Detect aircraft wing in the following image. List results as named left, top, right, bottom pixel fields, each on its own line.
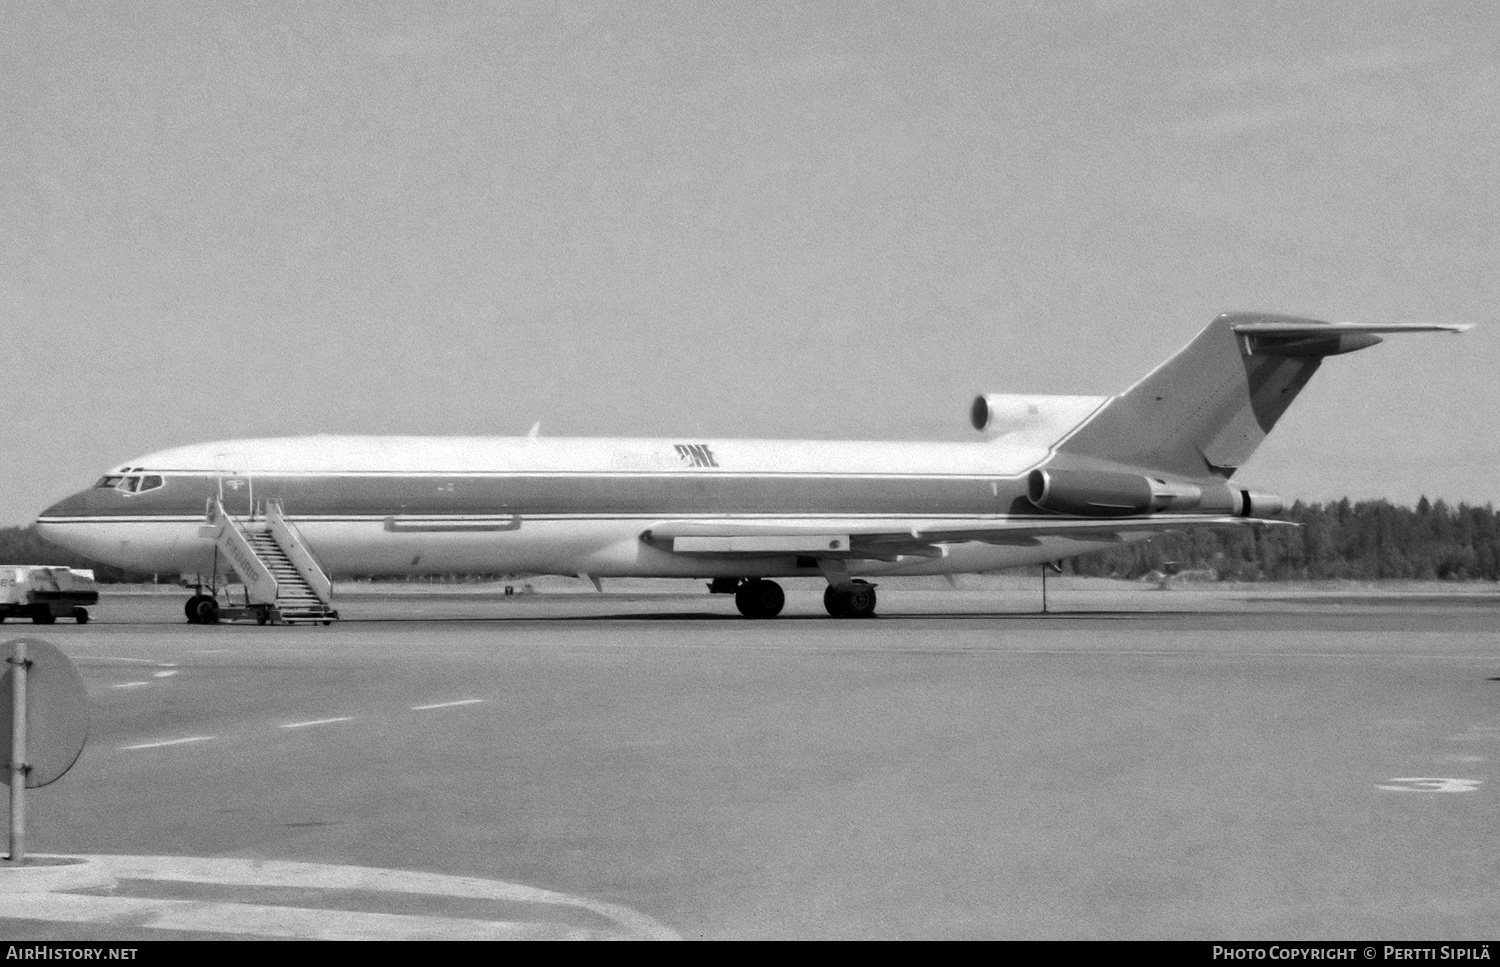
left=643, top=516, right=1293, bottom=560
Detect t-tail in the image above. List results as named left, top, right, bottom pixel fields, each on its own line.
left=975, top=312, right=1468, bottom=518
left=1053, top=312, right=1468, bottom=478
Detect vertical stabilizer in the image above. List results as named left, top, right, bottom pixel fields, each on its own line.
left=1054, top=313, right=1468, bottom=478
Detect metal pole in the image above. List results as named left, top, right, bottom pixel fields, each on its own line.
left=8, top=640, right=28, bottom=864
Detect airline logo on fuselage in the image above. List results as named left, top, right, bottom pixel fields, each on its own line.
left=674, top=444, right=719, bottom=468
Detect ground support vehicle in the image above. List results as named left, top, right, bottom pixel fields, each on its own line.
left=0, top=565, right=99, bottom=624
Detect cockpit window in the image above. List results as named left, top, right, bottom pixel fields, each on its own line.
left=109, top=474, right=165, bottom=496
left=95, top=473, right=167, bottom=493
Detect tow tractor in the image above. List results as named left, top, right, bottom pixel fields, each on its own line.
left=0, top=565, right=100, bottom=624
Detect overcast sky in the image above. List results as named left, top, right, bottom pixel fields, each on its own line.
left=2, top=1, right=1496, bottom=525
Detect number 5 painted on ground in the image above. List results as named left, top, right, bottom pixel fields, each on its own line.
left=1377, top=777, right=1482, bottom=793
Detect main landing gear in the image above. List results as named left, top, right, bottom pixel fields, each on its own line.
left=734, top=579, right=785, bottom=618
left=717, top=576, right=878, bottom=618
left=824, top=579, right=877, bottom=619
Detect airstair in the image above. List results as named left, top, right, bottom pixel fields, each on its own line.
left=197, top=497, right=339, bottom=625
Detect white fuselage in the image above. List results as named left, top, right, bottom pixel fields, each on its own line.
left=35, top=433, right=1135, bottom=582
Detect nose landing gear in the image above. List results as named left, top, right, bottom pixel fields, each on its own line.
left=184, top=594, right=220, bottom=624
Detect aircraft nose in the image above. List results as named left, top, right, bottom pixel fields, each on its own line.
left=34, top=488, right=121, bottom=564
left=37, top=488, right=94, bottom=521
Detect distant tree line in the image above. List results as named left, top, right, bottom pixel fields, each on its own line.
left=3, top=496, right=1499, bottom=583
left=0, top=525, right=154, bottom=582
left=1064, top=497, right=1500, bottom=581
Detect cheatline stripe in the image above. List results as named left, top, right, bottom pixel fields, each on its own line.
left=36, top=512, right=1065, bottom=524
left=98, top=468, right=1036, bottom=479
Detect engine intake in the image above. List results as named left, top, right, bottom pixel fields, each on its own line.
left=1027, top=469, right=1155, bottom=517
left=1027, top=469, right=1283, bottom=518
left=970, top=394, right=1109, bottom=440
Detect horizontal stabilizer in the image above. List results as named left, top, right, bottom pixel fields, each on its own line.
left=1231, top=321, right=1471, bottom=336
left=1233, top=319, right=1471, bottom=358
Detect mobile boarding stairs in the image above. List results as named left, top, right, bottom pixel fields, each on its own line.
left=193, top=497, right=339, bottom=625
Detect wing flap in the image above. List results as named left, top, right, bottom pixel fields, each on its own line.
left=673, top=534, right=852, bottom=554
left=645, top=516, right=1293, bottom=557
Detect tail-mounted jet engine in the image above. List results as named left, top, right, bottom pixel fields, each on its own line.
left=1027, top=468, right=1283, bottom=518
left=970, top=394, right=1110, bottom=447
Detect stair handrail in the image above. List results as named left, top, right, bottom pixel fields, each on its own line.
left=200, top=496, right=280, bottom=605
left=265, top=499, right=334, bottom=606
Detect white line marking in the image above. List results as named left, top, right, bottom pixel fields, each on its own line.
left=280, top=716, right=354, bottom=729
left=0, top=894, right=593, bottom=941
left=23, top=854, right=680, bottom=941
left=1377, top=777, right=1482, bottom=793
left=111, top=681, right=150, bottom=689
left=411, top=699, right=485, bottom=711
left=153, top=670, right=178, bottom=678
left=1444, top=732, right=1500, bottom=742
left=90, top=656, right=179, bottom=666
left=121, top=737, right=215, bottom=750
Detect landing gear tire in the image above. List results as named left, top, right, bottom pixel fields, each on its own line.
left=735, top=579, right=785, bottom=618
left=192, top=597, right=220, bottom=625
left=185, top=594, right=209, bottom=623
left=824, top=579, right=877, bottom=618
left=74, top=607, right=90, bottom=624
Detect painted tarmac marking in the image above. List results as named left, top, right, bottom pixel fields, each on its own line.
left=1444, top=727, right=1500, bottom=742
left=153, top=670, right=179, bottom=678
left=1377, top=777, right=1482, bottom=793
left=10, top=855, right=678, bottom=941
left=111, top=682, right=150, bottom=689
left=90, top=656, right=180, bottom=666
left=412, top=699, right=485, bottom=711
left=121, top=737, right=216, bottom=750
left=281, top=716, right=354, bottom=729
left=2, top=893, right=598, bottom=941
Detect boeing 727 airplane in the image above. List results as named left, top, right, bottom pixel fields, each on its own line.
left=34, top=313, right=1466, bottom=623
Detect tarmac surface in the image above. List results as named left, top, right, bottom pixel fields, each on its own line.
left=2, top=576, right=1498, bottom=940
